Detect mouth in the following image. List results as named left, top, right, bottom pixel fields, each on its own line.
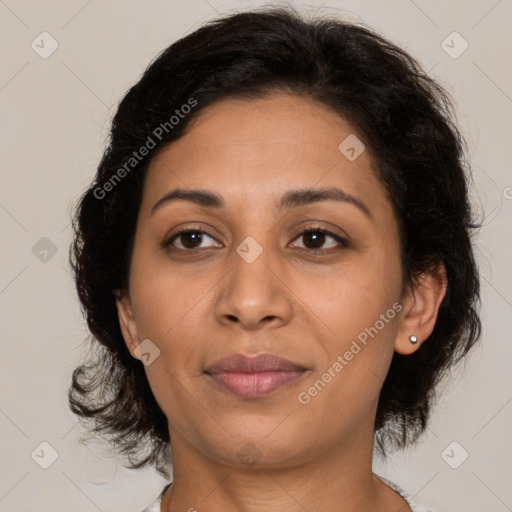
left=204, top=353, right=308, bottom=399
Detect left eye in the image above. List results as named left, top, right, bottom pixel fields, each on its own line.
left=290, top=228, right=348, bottom=251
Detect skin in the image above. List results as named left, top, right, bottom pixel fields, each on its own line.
left=116, top=92, right=447, bottom=512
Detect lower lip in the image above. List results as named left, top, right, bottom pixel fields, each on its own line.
left=206, top=370, right=305, bottom=398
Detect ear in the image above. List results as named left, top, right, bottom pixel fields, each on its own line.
left=395, top=262, right=447, bottom=355
left=115, top=290, right=141, bottom=360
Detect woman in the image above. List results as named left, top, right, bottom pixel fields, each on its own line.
left=69, top=7, right=481, bottom=511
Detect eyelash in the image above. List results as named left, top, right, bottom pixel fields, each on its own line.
left=162, top=225, right=351, bottom=254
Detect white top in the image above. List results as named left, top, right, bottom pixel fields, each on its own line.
left=375, top=475, right=437, bottom=512
left=140, top=475, right=437, bottom=511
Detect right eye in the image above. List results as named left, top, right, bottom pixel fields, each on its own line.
left=162, top=228, right=222, bottom=251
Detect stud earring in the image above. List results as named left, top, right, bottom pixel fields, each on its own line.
left=409, top=335, right=418, bottom=344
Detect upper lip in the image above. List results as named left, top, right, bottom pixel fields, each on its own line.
left=204, top=353, right=307, bottom=374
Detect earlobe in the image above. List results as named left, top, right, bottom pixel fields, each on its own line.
left=394, top=263, right=447, bottom=355
left=115, top=290, right=140, bottom=359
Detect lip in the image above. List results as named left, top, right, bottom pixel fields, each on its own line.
left=205, top=353, right=306, bottom=373
left=204, top=353, right=308, bottom=399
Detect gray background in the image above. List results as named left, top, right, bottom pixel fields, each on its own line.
left=1, top=0, right=511, bottom=511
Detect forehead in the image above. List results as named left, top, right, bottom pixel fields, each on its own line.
left=143, top=93, right=389, bottom=218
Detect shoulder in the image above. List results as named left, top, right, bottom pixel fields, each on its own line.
left=140, top=483, right=172, bottom=512
left=375, top=474, right=438, bottom=512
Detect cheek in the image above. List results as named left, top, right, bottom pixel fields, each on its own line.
left=129, top=250, right=209, bottom=341
left=300, top=251, right=401, bottom=333
left=302, top=252, right=402, bottom=387
left=297, top=273, right=401, bottom=424
left=128, top=261, right=212, bottom=412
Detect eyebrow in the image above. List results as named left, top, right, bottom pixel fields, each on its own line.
left=150, top=187, right=372, bottom=220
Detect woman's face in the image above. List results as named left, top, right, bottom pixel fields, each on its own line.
left=117, top=92, right=411, bottom=468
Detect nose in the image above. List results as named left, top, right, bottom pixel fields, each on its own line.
left=214, top=241, right=294, bottom=331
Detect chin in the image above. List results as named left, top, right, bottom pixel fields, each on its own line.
left=206, top=426, right=311, bottom=468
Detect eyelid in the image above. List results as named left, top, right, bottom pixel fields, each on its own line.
left=289, top=223, right=349, bottom=243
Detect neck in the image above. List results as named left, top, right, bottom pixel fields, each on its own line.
left=161, top=424, right=409, bottom=512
